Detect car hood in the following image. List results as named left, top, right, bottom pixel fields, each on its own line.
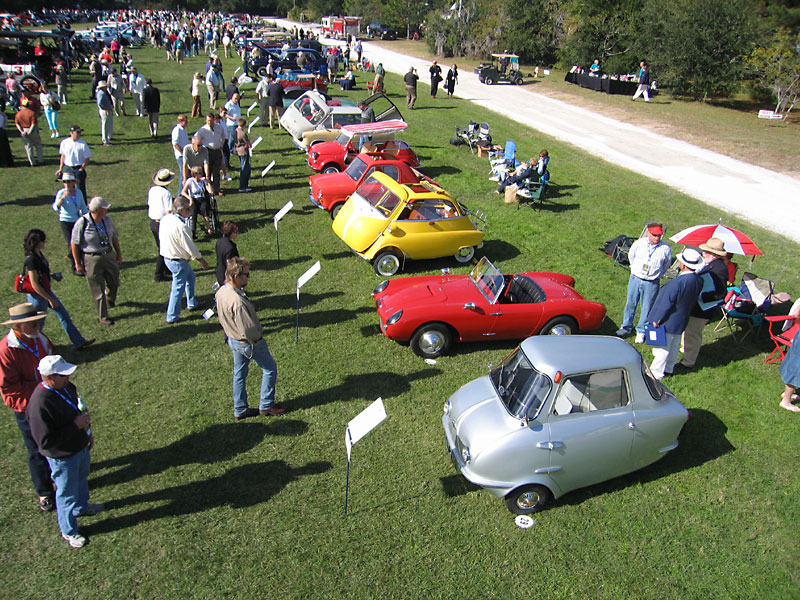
left=378, top=276, right=475, bottom=312
left=309, top=139, right=344, bottom=157
left=332, top=192, right=389, bottom=253
left=309, top=171, right=353, bottom=197
left=447, top=375, right=516, bottom=458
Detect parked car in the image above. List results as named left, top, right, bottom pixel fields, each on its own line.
left=332, top=171, right=486, bottom=276
left=366, top=22, right=397, bottom=40
left=442, top=335, right=689, bottom=514
left=372, top=257, right=606, bottom=358
left=306, top=119, right=416, bottom=174
left=309, top=152, right=434, bottom=219
left=280, top=91, right=402, bottom=151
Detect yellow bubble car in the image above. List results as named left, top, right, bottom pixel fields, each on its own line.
left=332, top=172, right=486, bottom=276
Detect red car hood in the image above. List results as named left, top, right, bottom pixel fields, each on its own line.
left=309, top=171, right=355, bottom=201
left=376, top=275, right=476, bottom=314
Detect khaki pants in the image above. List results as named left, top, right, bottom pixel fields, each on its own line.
left=680, top=316, right=709, bottom=367
left=21, top=126, right=43, bottom=166
left=405, top=85, right=416, bottom=109
left=268, top=105, right=282, bottom=128
left=84, top=251, right=120, bottom=321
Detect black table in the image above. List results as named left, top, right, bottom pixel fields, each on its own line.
left=564, top=72, right=657, bottom=97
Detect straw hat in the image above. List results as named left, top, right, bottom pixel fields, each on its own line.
left=699, top=237, right=726, bottom=256
left=153, top=168, right=175, bottom=186
left=2, top=303, right=47, bottom=325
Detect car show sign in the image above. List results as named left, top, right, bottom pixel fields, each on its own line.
left=295, top=260, right=321, bottom=342
left=344, top=398, right=387, bottom=515
left=273, top=199, right=293, bottom=260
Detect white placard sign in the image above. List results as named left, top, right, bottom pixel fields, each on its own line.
left=274, top=200, right=293, bottom=230
left=248, top=116, right=259, bottom=133
left=345, top=398, right=387, bottom=460
left=247, top=101, right=258, bottom=115
left=251, top=136, right=263, bottom=151
left=234, top=66, right=241, bottom=75
left=261, top=160, right=276, bottom=177
left=296, top=260, right=321, bottom=300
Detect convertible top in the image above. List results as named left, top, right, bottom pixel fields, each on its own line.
left=341, top=120, right=408, bottom=136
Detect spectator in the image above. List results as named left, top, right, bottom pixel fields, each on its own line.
left=15, top=97, right=43, bottom=166
left=340, top=68, right=355, bottom=90
left=632, top=61, right=651, bottom=102
left=148, top=169, right=175, bottom=282
left=56, top=126, right=91, bottom=201
left=171, top=114, right=190, bottom=190
left=39, top=83, right=60, bottom=139
left=224, top=93, right=241, bottom=155
left=255, top=74, right=269, bottom=125
left=266, top=75, right=284, bottom=129
left=95, top=81, right=114, bottom=146
left=129, top=67, right=146, bottom=117
left=215, top=221, right=239, bottom=286
left=206, top=64, right=222, bottom=110
left=373, top=62, right=385, bottom=93
left=191, top=72, right=204, bottom=119
left=429, top=60, right=443, bottom=98
left=445, top=64, right=458, bottom=97
left=233, top=117, right=252, bottom=193
left=52, top=172, right=88, bottom=274
left=55, top=64, right=68, bottom=105
left=71, top=197, right=122, bottom=326
left=0, top=303, right=55, bottom=512
left=180, top=166, right=213, bottom=238
left=778, top=303, right=800, bottom=412
left=143, top=79, right=161, bottom=137
left=225, top=76, right=239, bottom=102
left=195, top=113, right=226, bottom=196
left=107, top=68, right=126, bottom=116
left=404, top=67, right=418, bottom=109
left=158, top=197, right=210, bottom=324
left=182, top=135, right=210, bottom=186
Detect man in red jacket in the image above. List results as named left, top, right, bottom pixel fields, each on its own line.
left=0, top=303, right=55, bottom=511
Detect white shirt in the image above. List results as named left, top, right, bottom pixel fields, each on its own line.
left=129, top=73, right=145, bottom=94
left=171, top=124, right=190, bottom=160
left=224, top=99, right=241, bottom=124
left=628, top=237, right=673, bottom=281
left=147, top=185, right=173, bottom=221
left=195, top=123, right=225, bottom=150
left=255, top=78, right=269, bottom=100
left=159, top=213, right=202, bottom=261
left=59, top=137, right=92, bottom=167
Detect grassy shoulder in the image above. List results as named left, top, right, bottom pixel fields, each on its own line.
left=0, top=43, right=798, bottom=599
left=371, top=38, right=800, bottom=178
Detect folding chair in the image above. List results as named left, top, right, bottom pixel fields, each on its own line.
left=714, top=272, right=785, bottom=342
left=765, top=316, right=799, bottom=364
left=489, top=141, right=519, bottom=182
left=454, top=121, right=479, bottom=153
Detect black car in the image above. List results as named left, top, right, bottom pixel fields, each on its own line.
left=366, top=22, right=397, bottom=40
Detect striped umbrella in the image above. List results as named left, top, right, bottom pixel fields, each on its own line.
left=669, top=224, right=763, bottom=256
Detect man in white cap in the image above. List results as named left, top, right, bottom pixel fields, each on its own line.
left=647, top=248, right=704, bottom=379
left=148, top=169, right=175, bottom=282
left=95, top=80, right=114, bottom=145
left=616, top=222, right=673, bottom=344
left=0, top=303, right=55, bottom=512
left=71, top=197, right=122, bottom=325
left=56, top=125, right=91, bottom=201
left=27, top=355, right=104, bottom=548
left=677, top=237, right=729, bottom=370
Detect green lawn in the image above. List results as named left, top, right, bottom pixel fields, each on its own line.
left=0, top=43, right=798, bottom=600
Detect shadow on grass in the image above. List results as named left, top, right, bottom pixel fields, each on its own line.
left=252, top=290, right=345, bottom=311
left=687, top=328, right=774, bottom=370
left=1, top=193, right=54, bottom=208
left=289, top=368, right=441, bottom=411
left=422, top=165, right=461, bottom=178
left=262, top=305, right=373, bottom=336
left=440, top=474, right=481, bottom=497
left=85, top=459, right=331, bottom=535
left=91, top=420, right=306, bottom=489
left=321, top=250, right=353, bottom=260
left=248, top=255, right=313, bottom=270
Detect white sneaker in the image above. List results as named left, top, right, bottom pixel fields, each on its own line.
left=223, top=174, right=232, bottom=181
left=635, top=332, right=645, bottom=344
left=62, top=532, right=87, bottom=548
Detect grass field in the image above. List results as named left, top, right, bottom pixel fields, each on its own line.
left=1, top=42, right=798, bottom=600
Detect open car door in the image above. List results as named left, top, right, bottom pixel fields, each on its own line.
left=362, top=92, right=404, bottom=122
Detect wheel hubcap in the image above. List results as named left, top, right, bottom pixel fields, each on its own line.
left=548, top=324, right=572, bottom=336
left=517, top=490, right=540, bottom=509
left=419, top=330, right=445, bottom=355
left=377, top=255, right=399, bottom=275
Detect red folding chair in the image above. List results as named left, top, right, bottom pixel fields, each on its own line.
left=765, top=316, right=800, bottom=364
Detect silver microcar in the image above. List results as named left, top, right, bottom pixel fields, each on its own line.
left=442, top=335, right=689, bottom=514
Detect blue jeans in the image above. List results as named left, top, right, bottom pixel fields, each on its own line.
left=47, top=446, right=90, bottom=537
left=44, top=108, right=58, bottom=132
left=621, top=275, right=660, bottom=333
left=227, top=124, right=236, bottom=154
left=164, top=258, right=198, bottom=322
left=27, top=291, right=87, bottom=349
left=227, top=338, right=277, bottom=417
left=14, top=411, right=54, bottom=497
left=238, top=153, right=251, bottom=189
left=176, top=156, right=184, bottom=191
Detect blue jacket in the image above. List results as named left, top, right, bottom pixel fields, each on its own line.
left=648, top=271, right=703, bottom=334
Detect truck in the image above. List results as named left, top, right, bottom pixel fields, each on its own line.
left=321, top=16, right=361, bottom=40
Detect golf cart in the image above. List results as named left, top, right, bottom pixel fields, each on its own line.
left=476, top=53, right=524, bottom=86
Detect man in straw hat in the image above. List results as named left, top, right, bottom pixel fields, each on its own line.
left=71, top=197, right=123, bottom=325
left=27, top=355, right=104, bottom=548
left=0, top=303, right=55, bottom=512
left=676, top=237, right=729, bottom=370
left=647, top=248, right=704, bottom=379
left=148, top=169, right=175, bottom=282
left=616, top=222, right=673, bottom=344
left=95, top=80, right=114, bottom=146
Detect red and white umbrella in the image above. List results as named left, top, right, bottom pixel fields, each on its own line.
left=669, top=224, right=763, bottom=256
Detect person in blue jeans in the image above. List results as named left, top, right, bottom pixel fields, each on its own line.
left=158, top=198, right=210, bottom=324
left=22, top=229, right=94, bottom=351
left=215, top=257, right=287, bottom=420
left=27, top=355, right=104, bottom=548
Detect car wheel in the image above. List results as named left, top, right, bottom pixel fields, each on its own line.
left=256, top=67, right=267, bottom=78
left=373, top=251, right=401, bottom=276
left=330, top=202, right=344, bottom=220
left=453, top=246, right=475, bottom=264
left=485, top=77, right=495, bottom=85
left=322, top=164, right=340, bottom=174
left=515, top=77, right=524, bottom=85
left=540, top=316, right=577, bottom=336
left=505, top=484, right=552, bottom=515
left=410, top=323, right=452, bottom=359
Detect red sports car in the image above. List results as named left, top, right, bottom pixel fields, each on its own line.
left=372, top=257, right=606, bottom=358
left=308, top=153, right=435, bottom=219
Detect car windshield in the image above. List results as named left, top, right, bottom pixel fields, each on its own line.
left=491, top=348, right=552, bottom=420
left=335, top=131, right=351, bottom=146
left=352, top=176, right=400, bottom=216
left=470, top=257, right=505, bottom=304
left=345, top=157, right=368, bottom=181
left=292, top=96, right=325, bottom=125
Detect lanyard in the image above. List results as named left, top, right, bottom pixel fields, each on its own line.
left=41, top=382, right=79, bottom=412
left=15, top=335, right=41, bottom=359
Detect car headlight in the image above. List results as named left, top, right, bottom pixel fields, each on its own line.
left=311, top=151, right=318, bottom=160
left=460, top=445, right=470, bottom=463
left=443, top=399, right=451, bottom=415
left=372, top=280, right=389, bottom=295
left=386, top=310, right=402, bottom=325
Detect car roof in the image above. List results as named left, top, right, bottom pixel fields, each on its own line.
left=520, top=335, right=642, bottom=377
left=341, top=119, right=408, bottom=135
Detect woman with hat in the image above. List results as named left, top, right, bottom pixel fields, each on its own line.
left=95, top=80, right=114, bottom=146
left=53, top=172, right=88, bottom=273
left=180, top=165, right=214, bottom=237
left=191, top=72, right=204, bottom=119
left=21, top=229, right=94, bottom=351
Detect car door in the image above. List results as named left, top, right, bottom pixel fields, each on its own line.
left=543, top=369, right=635, bottom=495
left=363, top=92, right=404, bottom=122
left=485, top=301, right=546, bottom=341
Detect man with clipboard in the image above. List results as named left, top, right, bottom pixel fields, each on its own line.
left=647, top=249, right=704, bottom=379
left=676, top=238, right=729, bottom=370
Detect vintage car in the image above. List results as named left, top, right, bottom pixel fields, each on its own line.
left=309, top=152, right=434, bottom=219
left=306, top=120, right=419, bottom=174
left=332, top=172, right=486, bottom=276
left=280, top=91, right=402, bottom=151
left=442, top=335, right=689, bottom=514
left=372, top=257, right=606, bottom=358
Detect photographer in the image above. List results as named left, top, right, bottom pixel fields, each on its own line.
left=404, top=66, right=418, bottom=109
